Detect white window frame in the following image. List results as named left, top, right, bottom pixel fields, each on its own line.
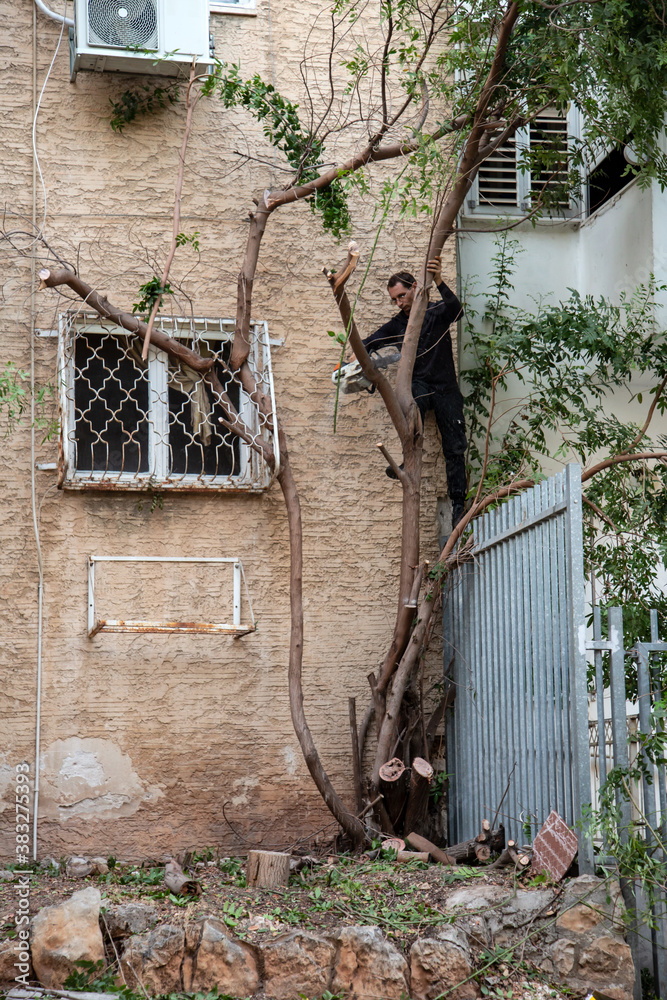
left=463, top=105, right=582, bottom=220
left=58, top=312, right=278, bottom=492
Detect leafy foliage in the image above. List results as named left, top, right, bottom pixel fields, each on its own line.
left=0, top=363, right=56, bottom=440
left=462, top=234, right=667, bottom=664
left=175, top=231, right=201, bottom=252
left=133, top=276, right=174, bottom=320
left=439, top=1, right=667, bottom=205
left=109, top=82, right=180, bottom=133
left=0, top=363, right=29, bottom=432
left=586, top=701, right=667, bottom=930
left=205, top=63, right=350, bottom=238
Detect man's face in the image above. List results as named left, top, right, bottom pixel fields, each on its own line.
left=388, top=281, right=416, bottom=315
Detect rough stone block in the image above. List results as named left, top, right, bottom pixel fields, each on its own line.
left=185, top=917, right=259, bottom=995
left=121, top=924, right=185, bottom=993
left=549, top=938, right=577, bottom=975
left=578, top=935, right=633, bottom=980
left=261, top=929, right=335, bottom=999
left=410, top=927, right=478, bottom=1000
left=556, top=902, right=604, bottom=933
left=102, top=903, right=159, bottom=939
left=0, top=936, right=24, bottom=987
left=332, top=925, right=409, bottom=1000
left=30, top=886, right=105, bottom=989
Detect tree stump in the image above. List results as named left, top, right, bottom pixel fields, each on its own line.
left=379, top=757, right=408, bottom=828
left=403, top=756, right=434, bottom=835
left=246, top=850, right=291, bottom=888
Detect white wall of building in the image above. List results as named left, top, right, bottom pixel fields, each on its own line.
left=457, top=176, right=667, bottom=421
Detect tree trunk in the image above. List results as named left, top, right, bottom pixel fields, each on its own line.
left=246, top=850, right=291, bottom=888
left=379, top=757, right=408, bottom=828
left=278, top=428, right=366, bottom=847
left=403, top=756, right=434, bottom=836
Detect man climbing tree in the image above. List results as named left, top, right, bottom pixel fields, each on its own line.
left=350, top=257, right=466, bottom=531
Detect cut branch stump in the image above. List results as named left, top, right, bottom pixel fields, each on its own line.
left=379, top=757, right=408, bottom=828
left=446, top=819, right=505, bottom=864
left=403, top=756, right=434, bottom=835
left=246, top=850, right=291, bottom=888
left=382, top=838, right=406, bottom=853
left=164, top=859, right=202, bottom=896
left=488, top=839, right=530, bottom=870
left=405, top=831, right=454, bottom=865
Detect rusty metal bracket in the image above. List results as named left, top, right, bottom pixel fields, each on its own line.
left=87, top=555, right=256, bottom=638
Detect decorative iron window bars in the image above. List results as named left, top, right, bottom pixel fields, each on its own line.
left=58, top=313, right=278, bottom=491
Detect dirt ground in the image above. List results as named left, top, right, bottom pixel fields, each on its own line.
left=0, top=851, right=573, bottom=999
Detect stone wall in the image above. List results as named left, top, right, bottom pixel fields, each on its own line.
left=0, top=0, right=457, bottom=858
left=0, top=877, right=636, bottom=1000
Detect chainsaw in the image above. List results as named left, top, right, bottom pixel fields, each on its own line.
left=331, top=349, right=401, bottom=394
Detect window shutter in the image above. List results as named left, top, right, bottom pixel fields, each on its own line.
left=529, top=111, right=569, bottom=209
left=477, top=136, right=517, bottom=208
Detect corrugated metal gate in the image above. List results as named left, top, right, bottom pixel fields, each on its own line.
left=444, top=464, right=593, bottom=870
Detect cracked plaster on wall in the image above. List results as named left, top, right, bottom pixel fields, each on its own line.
left=230, top=776, right=260, bottom=807
left=0, top=757, right=17, bottom=815
left=38, top=738, right=164, bottom=822
left=282, top=746, right=298, bottom=777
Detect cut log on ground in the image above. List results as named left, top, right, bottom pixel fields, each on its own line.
left=396, top=850, right=430, bottom=863
left=403, top=756, right=434, bottom=836
left=379, top=757, right=408, bottom=828
left=246, top=850, right=291, bottom=888
left=405, top=831, right=455, bottom=865
left=488, top=839, right=531, bottom=870
left=446, top=821, right=505, bottom=864
left=164, top=858, right=202, bottom=896
left=475, top=818, right=505, bottom=854
left=382, top=837, right=406, bottom=853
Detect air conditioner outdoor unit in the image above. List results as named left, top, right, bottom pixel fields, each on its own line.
left=70, top=0, right=214, bottom=80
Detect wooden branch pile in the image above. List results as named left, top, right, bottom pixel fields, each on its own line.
left=365, top=808, right=532, bottom=871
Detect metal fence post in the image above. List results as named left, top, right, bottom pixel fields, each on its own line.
left=564, top=463, right=595, bottom=873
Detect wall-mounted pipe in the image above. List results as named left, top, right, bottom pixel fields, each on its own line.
left=34, top=0, right=74, bottom=28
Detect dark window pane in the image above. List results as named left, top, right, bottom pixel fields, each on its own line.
left=168, top=340, right=241, bottom=477
left=588, top=147, right=638, bottom=216
left=74, top=333, right=149, bottom=473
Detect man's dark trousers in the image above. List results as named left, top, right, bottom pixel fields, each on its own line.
left=412, top=378, right=467, bottom=505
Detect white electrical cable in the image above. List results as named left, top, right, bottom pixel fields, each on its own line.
left=34, top=0, right=74, bottom=27
left=30, top=0, right=69, bottom=863
left=32, top=4, right=68, bottom=239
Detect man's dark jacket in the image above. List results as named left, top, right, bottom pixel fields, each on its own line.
left=361, top=280, right=462, bottom=390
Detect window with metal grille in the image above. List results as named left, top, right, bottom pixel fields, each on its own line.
left=58, top=313, right=278, bottom=491
left=468, top=110, right=574, bottom=217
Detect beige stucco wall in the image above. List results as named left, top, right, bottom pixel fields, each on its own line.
left=0, top=0, right=458, bottom=859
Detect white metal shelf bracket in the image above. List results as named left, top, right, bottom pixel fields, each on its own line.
left=87, top=555, right=256, bottom=638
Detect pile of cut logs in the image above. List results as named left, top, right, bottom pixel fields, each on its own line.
left=376, top=755, right=531, bottom=869
left=378, top=821, right=530, bottom=869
